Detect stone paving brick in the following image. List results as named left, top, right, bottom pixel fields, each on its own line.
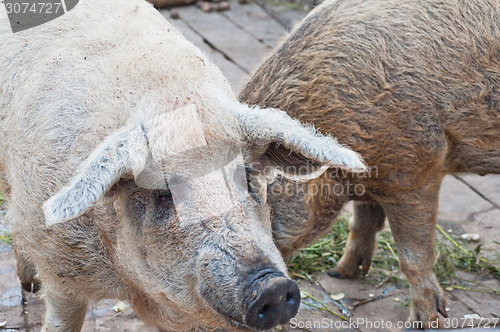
left=458, top=174, right=500, bottom=208
left=221, top=1, right=286, bottom=49
left=438, top=176, right=494, bottom=223
left=173, top=4, right=271, bottom=74
left=165, top=12, right=249, bottom=91
left=452, top=208, right=500, bottom=258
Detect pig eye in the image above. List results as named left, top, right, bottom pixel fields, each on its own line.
left=154, top=189, right=174, bottom=209
left=149, top=188, right=176, bottom=223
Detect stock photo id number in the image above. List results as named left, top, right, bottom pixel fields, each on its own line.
left=3, top=0, right=79, bottom=32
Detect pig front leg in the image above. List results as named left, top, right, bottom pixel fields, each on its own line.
left=42, top=288, right=88, bottom=332
left=383, top=188, right=448, bottom=328
left=328, top=201, right=386, bottom=278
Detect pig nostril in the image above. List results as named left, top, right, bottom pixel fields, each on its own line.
left=258, top=304, right=270, bottom=317
left=286, top=292, right=294, bottom=303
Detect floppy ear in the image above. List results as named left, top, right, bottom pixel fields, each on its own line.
left=235, top=106, right=365, bottom=180
left=43, top=125, right=149, bottom=226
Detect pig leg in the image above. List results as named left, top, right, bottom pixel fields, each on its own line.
left=383, top=190, right=447, bottom=327
left=328, top=201, right=385, bottom=278
left=42, top=289, right=88, bottom=332
left=15, top=249, right=41, bottom=293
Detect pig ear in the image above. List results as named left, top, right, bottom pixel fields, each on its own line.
left=43, top=125, right=149, bottom=226
left=235, top=106, right=365, bottom=180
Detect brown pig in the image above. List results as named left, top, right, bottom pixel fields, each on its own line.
left=241, top=0, right=500, bottom=327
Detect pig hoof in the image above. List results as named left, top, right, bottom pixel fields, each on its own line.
left=21, top=278, right=41, bottom=293
left=327, top=267, right=353, bottom=278
left=327, top=268, right=343, bottom=278
left=409, top=289, right=448, bottom=328
left=436, top=295, right=448, bottom=318
left=411, top=315, right=442, bottom=329
left=330, top=252, right=373, bottom=279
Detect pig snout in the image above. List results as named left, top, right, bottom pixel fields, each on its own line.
left=244, top=270, right=300, bottom=330
left=197, top=247, right=300, bottom=330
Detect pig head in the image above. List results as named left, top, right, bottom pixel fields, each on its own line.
left=41, top=104, right=364, bottom=331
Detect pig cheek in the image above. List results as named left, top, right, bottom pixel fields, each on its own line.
left=195, top=248, right=244, bottom=319
left=114, top=194, right=180, bottom=272
left=143, top=216, right=195, bottom=269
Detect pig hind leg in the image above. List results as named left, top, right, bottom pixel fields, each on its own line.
left=15, top=249, right=41, bottom=293
left=382, top=184, right=447, bottom=327
left=328, top=201, right=385, bottom=278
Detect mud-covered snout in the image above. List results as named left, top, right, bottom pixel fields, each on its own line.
left=197, top=245, right=300, bottom=330
left=244, top=270, right=300, bottom=330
